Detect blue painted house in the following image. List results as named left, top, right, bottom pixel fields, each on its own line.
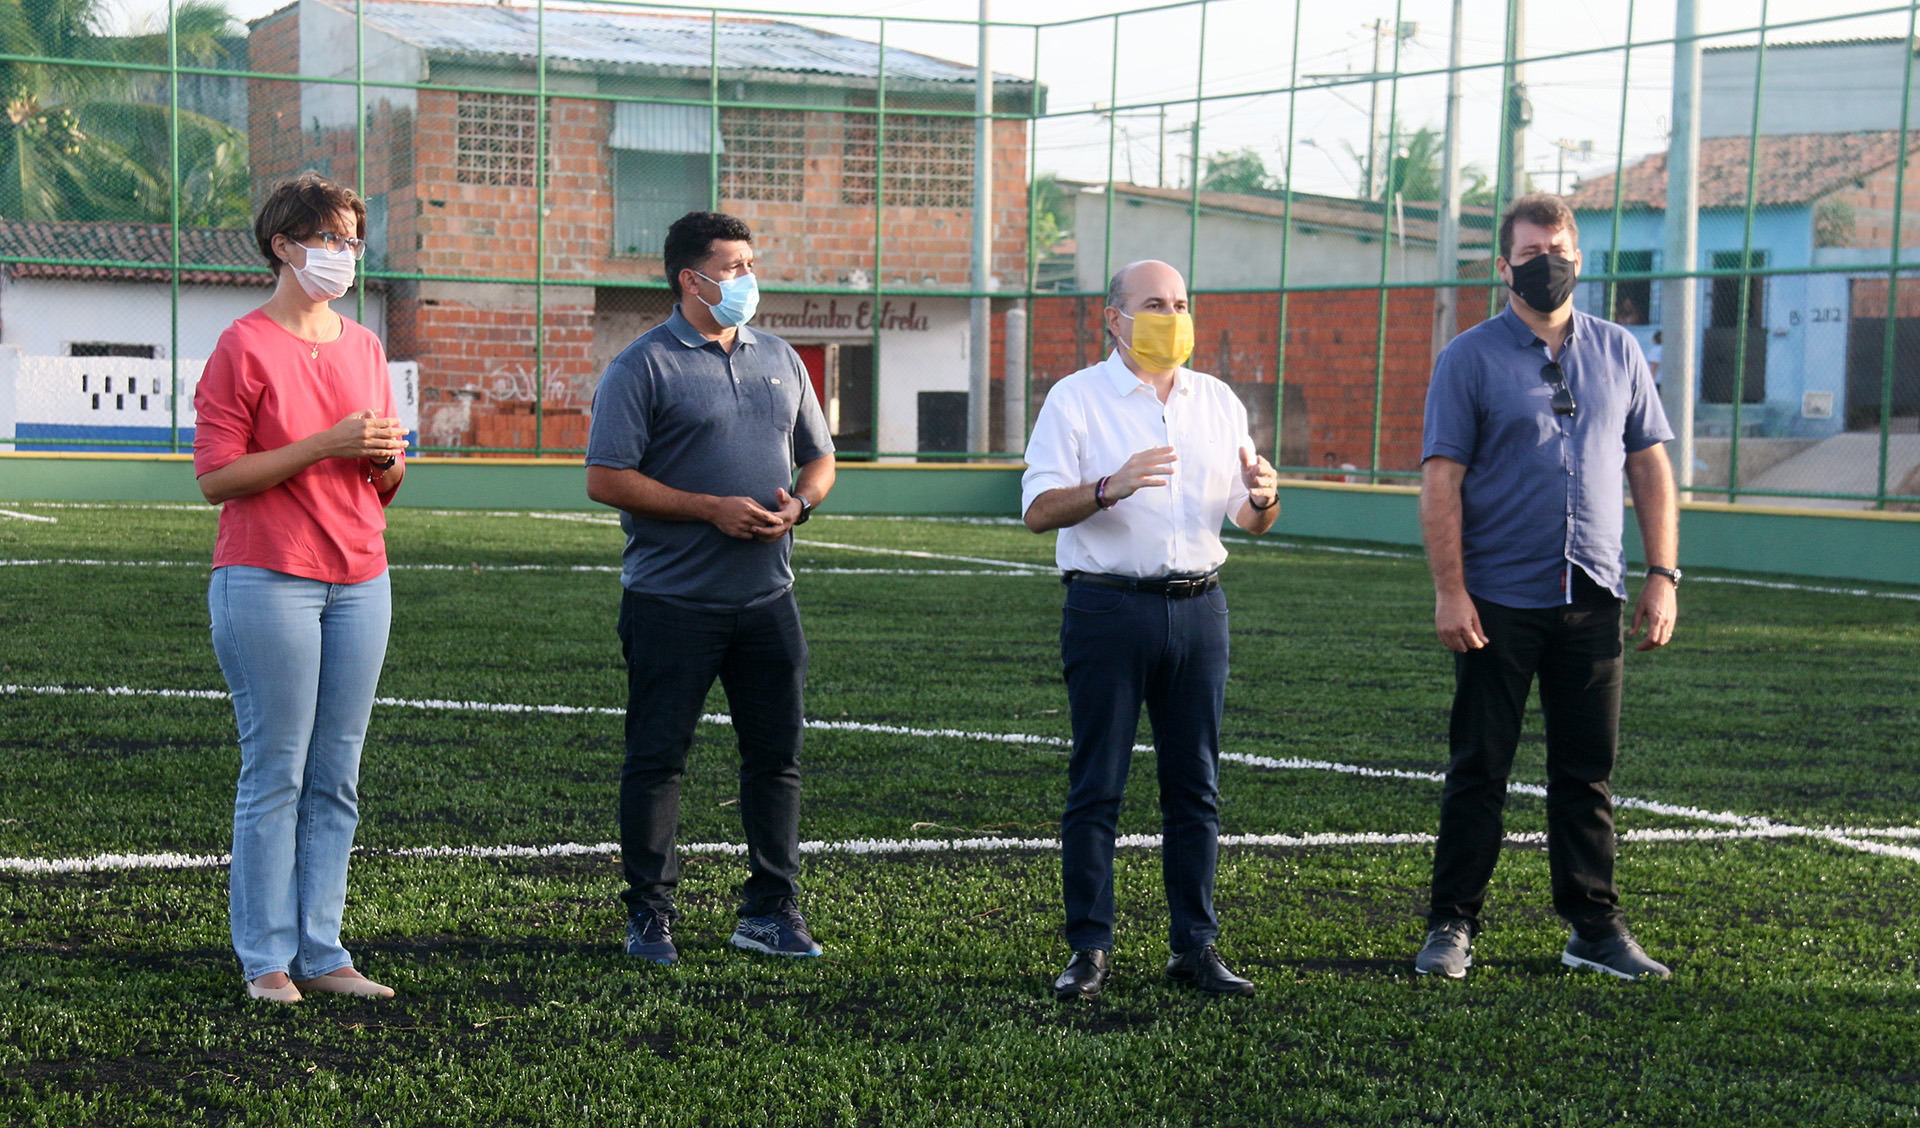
left=1566, top=129, right=1920, bottom=439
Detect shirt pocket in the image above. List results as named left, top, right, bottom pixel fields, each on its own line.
left=763, top=373, right=801, bottom=432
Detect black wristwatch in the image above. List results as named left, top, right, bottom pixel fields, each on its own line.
left=794, top=495, right=814, bottom=525
left=1646, top=565, right=1682, bottom=586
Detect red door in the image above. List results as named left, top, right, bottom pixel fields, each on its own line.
left=793, top=344, right=828, bottom=409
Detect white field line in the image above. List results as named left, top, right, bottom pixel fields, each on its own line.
left=0, top=559, right=1037, bottom=579
left=0, top=508, right=57, bottom=523
left=9, top=682, right=1920, bottom=867
left=11, top=824, right=1920, bottom=876
left=793, top=538, right=1047, bottom=572
left=13, top=502, right=1918, bottom=600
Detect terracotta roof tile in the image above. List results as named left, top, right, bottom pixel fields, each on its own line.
left=0, top=220, right=270, bottom=285
left=1566, top=130, right=1917, bottom=211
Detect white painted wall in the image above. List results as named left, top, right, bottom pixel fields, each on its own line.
left=0, top=276, right=386, bottom=358
left=754, top=292, right=970, bottom=454
left=1, top=347, right=420, bottom=450
left=1074, top=191, right=1445, bottom=293
left=1702, top=42, right=1920, bottom=138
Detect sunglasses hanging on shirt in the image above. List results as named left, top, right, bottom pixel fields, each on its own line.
left=1540, top=362, right=1577, bottom=417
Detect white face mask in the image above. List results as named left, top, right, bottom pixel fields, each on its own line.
left=289, top=242, right=356, bottom=302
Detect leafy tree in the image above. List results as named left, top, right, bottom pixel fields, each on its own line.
left=1199, top=147, right=1282, bottom=198
left=1358, top=125, right=1500, bottom=205
left=1029, top=171, right=1071, bottom=259
left=0, top=0, right=248, bottom=225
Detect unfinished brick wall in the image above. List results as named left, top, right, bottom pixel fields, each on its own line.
left=249, top=12, right=1035, bottom=452
left=1817, top=149, right=1920, bottom=250
left=1021, top=288, right=1489, bottom=475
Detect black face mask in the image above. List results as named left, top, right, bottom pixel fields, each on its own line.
left=1507, top=252, right=1578, bottom=313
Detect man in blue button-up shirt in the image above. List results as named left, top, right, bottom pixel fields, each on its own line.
left=1414, top=194, right=1680, bottom=982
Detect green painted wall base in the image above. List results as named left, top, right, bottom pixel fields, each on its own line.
left=3, top=455, right=1914, bottom=586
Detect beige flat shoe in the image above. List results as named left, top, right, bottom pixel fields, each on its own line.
left=246, top=977, right=303, bottom=1004
left=294, top=972, right=395, bottom=999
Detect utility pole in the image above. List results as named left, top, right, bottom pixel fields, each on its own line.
left=1364, top=18, right=1386, bottom=199
left=1552, top=138, right=1593, bottom=195
left=1663, top=0, right=1702, bottom=495
left=1158, top=105, right=1167, bottom=188
left=967, top=0, right=994, bottom=456
left=1501, top=0, right=1530, bottom=206
left=1432, top=0, right=1465, bottom=359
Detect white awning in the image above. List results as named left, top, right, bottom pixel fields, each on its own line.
left=610, top=102, right=721, bottom=154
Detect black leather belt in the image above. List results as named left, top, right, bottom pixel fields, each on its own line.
left=1062, top=571, right=1220, bottom=599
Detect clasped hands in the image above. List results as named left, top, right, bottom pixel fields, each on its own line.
left=709, top=488, right=806, bottom=541
left=320, top=410, right=408, bottom=462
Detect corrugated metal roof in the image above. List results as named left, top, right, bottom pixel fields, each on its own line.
left=336, top=0, right=1027, bottom=85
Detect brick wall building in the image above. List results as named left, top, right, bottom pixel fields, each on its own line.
left=248, top=0, right=1038, bottom=454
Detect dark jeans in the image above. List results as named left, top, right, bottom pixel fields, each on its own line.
left=1059, top=579, right=1231, bottom=953
left=1428, top=587, right=1626, bottom=940
left=617, top=588, right=807, bottom=919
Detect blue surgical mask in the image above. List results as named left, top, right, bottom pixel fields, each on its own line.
left=693, top=269, right=760, bottom=328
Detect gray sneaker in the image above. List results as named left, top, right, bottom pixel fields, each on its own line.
left=1415, top=919, right=1473, bottom=978
left=1561, top=929, right=1670, bottom=981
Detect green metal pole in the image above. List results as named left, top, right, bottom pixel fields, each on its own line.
left=167, top=3, right=180, bottom=454
left=1876, top=2, right=1919, bottom=507
left=1101, top=14, right=1120, bottom=304
left=1367, top=0, right=1405, bottom=485
left=1272, top=0, right=1302, bottom=469
left=355, top=0, right=366, bottom=325
left=1487, top=0, right=1519, bottom=319
left=1604, top=0, right=1636, bottom=323
left=1022, top=25, right=1041, bottom=448
left=533, top=0, right=547, bottom=456
left=1186, top=2, right=1206, bottom=289
left=870, top=19, right=885, bottom=459
left=1727, top=0, right=1768, bottom=502
left=710, top=10, right=721, bottom=207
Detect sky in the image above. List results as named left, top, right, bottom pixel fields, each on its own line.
left=117, top=0, right=1920, bottom=199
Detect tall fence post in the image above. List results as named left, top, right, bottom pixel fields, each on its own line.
left=967, top=0, right=994, bottom=456
left=1662, top=0, right=1703, bottom=497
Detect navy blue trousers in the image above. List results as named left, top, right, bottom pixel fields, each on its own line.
left=1059, top=579, right=1230, bottom=953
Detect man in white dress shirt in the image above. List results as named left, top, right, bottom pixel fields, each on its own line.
left=1022, top=259, right=1280, bottom=1000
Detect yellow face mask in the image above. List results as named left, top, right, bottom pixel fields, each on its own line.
left=1119, top=310, right=1195, bottom=372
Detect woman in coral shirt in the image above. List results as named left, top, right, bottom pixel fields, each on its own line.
left=194, top=172, right=408, bottom=1004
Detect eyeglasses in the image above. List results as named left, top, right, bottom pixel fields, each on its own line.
left=315, top=231, right=367, bottom=259
left=1540, top=362, right=1576, bottom=417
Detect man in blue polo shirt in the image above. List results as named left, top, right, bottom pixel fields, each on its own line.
left=1415, top=193, right=1680, bottom=982
left=586, top=211, right=836, bottom=965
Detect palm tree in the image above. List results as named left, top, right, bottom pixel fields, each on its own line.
left=0, top=0, right=247, bottom=225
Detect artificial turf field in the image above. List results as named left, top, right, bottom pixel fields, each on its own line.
left=2, top=500, right=1918, bottom=1127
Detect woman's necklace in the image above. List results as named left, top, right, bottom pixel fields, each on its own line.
left=299, top=338, right=320, bottom=360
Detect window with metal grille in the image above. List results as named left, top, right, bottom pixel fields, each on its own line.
left=720, top=108, right=807, bottom=203
left=456, top=92, right=543, bottom=188
left=841, top=105, right=973, bottom=209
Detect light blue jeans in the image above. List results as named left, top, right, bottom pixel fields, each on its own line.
left=209, top=565, right=391, bottom=982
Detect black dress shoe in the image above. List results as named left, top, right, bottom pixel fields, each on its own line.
left=1164, top=944, right=1255, bottom=996
left=1053, top=948, right=1110, bottom=1000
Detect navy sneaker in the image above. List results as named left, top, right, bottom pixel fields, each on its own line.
left=730, top=905, right=823, bottom=957
left=625, top=907, right=677, bottom=964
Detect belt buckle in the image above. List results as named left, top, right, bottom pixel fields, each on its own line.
left=1167, top=577, right=1196, bottom=598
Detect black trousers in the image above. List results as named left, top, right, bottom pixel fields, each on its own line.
left=1059, top=580, right=1231, bottom=953
left=1428, top=588, right=1626, bottom=940
left=616, top=588, right=807, bottom=919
